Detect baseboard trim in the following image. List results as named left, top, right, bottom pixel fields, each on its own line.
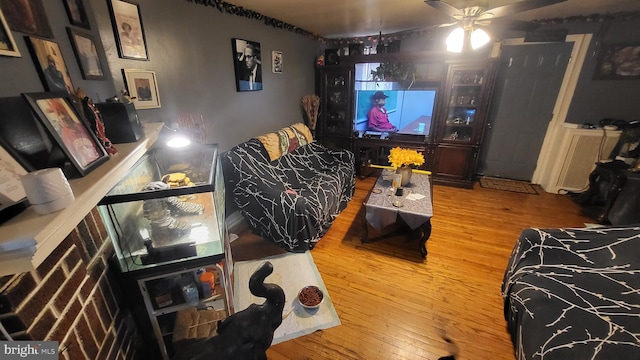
left=226, top=210, right=247, bottom=234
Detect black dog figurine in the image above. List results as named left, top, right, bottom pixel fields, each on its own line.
left=172, top=261, right=285, bottom=360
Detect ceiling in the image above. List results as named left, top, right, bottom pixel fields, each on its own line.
left=227, top=0, right=640, bottom=38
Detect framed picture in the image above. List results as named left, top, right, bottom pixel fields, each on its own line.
left=62, top=0, right=90, bottom=29
left=0, top=96, right=70, bottom=174
left=108, top=0, right=148, bottom=60
left=594, top=43, right=640, bottom=80
left=232, top=38, right=262, bottom=92
left=0, top=0, right=52, bottom=38
left=22, top=92, right=109, bottom=176
left=67, top=27, right=105, bottom=80
left=26, top=36, right=75, bottom=94
left=272, top=50, right=283, bottom=74
left=123, top=69, right=161, bottom=109
left=0, top=143, right=28, bottom=210
left=0, top=7, right=19, bottom=57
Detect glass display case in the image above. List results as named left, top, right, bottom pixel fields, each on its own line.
left=319, top=68, right=353, bottom=138
left=98, top=143, right=225, bottom=273
left=442, top=68, right=487, bottom=142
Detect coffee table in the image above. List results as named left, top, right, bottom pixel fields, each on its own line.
left=362, top=170, right=433, bottom=258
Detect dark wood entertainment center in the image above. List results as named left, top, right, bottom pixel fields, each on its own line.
left=315, top=52, right=498, bottom=188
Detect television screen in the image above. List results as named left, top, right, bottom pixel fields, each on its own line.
left=354, top=88, right=437, bottom=137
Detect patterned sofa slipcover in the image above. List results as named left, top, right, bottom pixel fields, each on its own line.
left=222, top=135, right=355, bottom=252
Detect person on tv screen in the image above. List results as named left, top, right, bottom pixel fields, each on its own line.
left=367, top=91, right=397, bottom=132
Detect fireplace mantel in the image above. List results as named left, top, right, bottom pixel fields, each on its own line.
left=0, top=122, right=163, bottom=276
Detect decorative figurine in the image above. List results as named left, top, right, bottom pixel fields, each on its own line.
left=120, top=89, right=134, bottom=104
left=172, top=261, right=285, bottom=360
left=75, top=88, right=117, bottom=155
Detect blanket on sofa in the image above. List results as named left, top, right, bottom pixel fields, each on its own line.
left=502, top=227, right=640, bottom=360
left=222, top=134, right=355, bottom=252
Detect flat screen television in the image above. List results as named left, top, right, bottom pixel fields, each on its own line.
left=353, top=86, right=437, bottom=138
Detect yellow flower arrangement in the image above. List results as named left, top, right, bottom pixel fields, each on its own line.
left=388, top=147, right=425, bottom=169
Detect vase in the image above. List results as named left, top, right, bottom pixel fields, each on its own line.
left=396, top=166, right=412, bottom=187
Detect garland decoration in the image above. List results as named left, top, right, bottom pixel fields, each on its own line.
left=185, top=0, right=325, bottom=42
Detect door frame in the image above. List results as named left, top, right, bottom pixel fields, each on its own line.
left=489, top=34, right=593, bottom=185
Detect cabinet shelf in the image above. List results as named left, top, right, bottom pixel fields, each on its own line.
left=448, top=104, right=478, bottom=108
left=152, top=294, right=224, bottom=316
left=445, top=124, right=473, bottom=128
left=452, top=83, right=482, bottom=87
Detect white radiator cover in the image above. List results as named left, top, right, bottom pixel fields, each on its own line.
left=540, top=126, right=621, bottom=194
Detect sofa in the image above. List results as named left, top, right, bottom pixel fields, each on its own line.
left=222, top=123, right=355, bottom=252
left=502, top=226, right=640, bottom=359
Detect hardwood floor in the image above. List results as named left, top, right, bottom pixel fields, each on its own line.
left=234, top=175, right=591, bottom=360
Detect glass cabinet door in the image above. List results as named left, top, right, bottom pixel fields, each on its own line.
left=321, top=70, right=353, bottom=137
left=442, top=68, right=486, bottom=143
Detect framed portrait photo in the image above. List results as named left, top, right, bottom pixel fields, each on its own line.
left=62, top=0, right=90, bottom=29
left=272, top=51, right=282, bottom=74
left=594, top=43, right=640, bottom=80
left=0, top=7, right=19, bottom=57
left=26, top=36, right=75, bottom=94
left=232, top=38, right=262, bottom=92
left=0, top=0, right=52, bottom=38
left=22, top=92, right=109, bottom=177
left=123, top=69, right=160, bottom=109
left=108, top=0, right=148, bottom=60
left=67, top=27, right=105, bottom=80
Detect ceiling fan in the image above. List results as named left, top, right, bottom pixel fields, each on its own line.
left=424, top=0, right=567, bottom=51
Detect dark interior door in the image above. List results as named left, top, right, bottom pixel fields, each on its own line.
left=480, top=42, right=573, bottom=180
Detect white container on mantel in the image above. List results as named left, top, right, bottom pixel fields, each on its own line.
left=21, top=168, right=75, bottom=215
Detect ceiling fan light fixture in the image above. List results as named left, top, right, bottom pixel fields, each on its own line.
left=470, top=28, right=491, bottom=49
left=445, top=27, right=464, bottom=53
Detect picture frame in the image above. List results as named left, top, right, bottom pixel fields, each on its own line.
left=123, top=69, right=161, bottom=109
left=594, top=43, right=640, bottom=80
left=0, top=96, right=68, bottom=174
left=0, top=143, right=28, bottom=208
left=108, top=0, right=148, bottom=60
left=62, top=0, right=90, bottom=29
left=0, top=7, right=19, bottom=57
left=0, top=142, right=29, bottom=224
left=67, top=27, right=105, bottom=80
left=272, top=50, right=283, bottom=74
left=0, top=0, right=53, bottom=38
left=22, top=92, right=109, bottom=177
left=232, top=38, right=263, bottom=92
left=25, top=36, right=75, bottom=94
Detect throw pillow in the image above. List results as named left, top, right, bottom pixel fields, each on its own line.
left=257, top=123, right=314, bottom=161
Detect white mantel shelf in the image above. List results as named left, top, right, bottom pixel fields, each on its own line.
left=0, top=122, right=163, bottom=276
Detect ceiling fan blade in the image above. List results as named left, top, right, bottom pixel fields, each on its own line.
left=485, top=0, right=567, bottom=19
left=475, top=20, right=492, bottom=26
left=437, top=21, right=459, bottom=28
left=490, top=18, right=541, bottom=32
left=475, top=12, right=495, bottom=20
left=425, top=0, right=464, bottom=18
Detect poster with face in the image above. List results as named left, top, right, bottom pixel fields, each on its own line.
left=232, top=38, right=263, bottom=92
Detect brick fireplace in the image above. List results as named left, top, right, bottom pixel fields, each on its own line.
left=0, top=208, right=141, bottom=359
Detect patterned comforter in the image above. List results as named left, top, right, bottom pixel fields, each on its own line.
left=222, top=139, right=355, bottom=252
left=502, top=227, right=640, bottom=359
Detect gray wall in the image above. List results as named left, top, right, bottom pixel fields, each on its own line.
left=89, top=0, right=320, bottom=151
left=558, top=19, right=640, bottom=124
left=0, top=1, right=115, bottom=100
left=0, top=0, right=320, bottom=152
